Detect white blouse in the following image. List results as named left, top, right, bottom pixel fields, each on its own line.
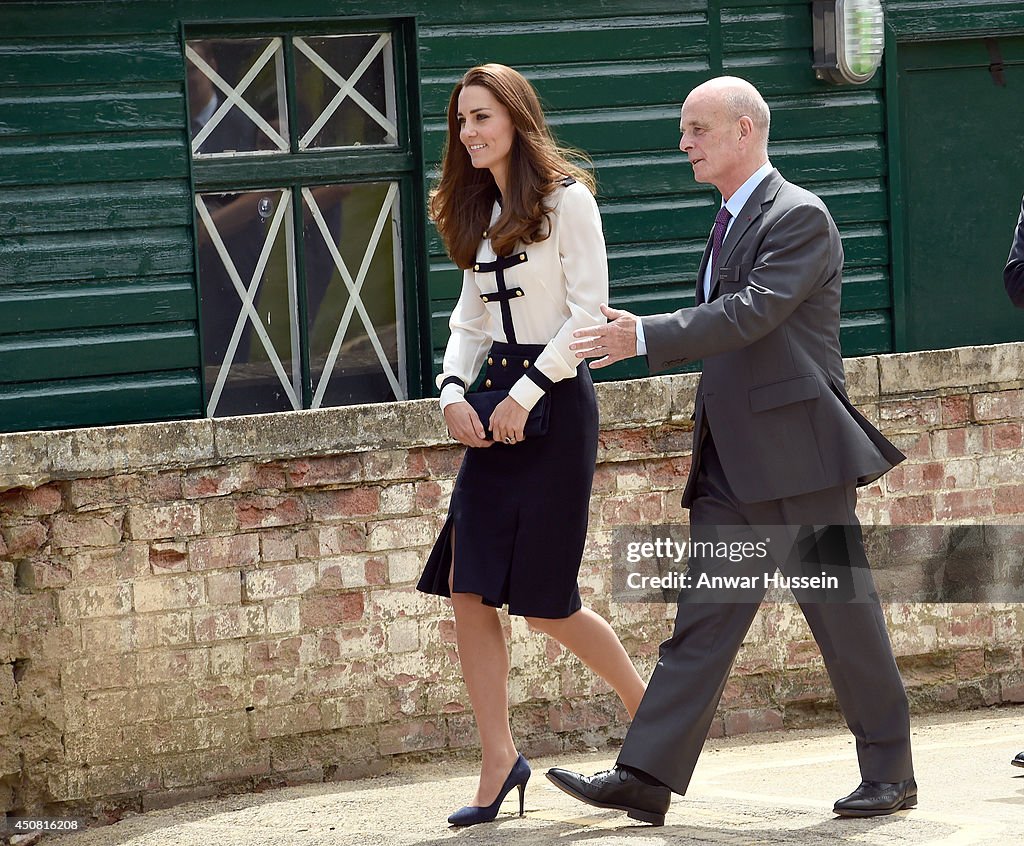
left=437, top=180, right=609, bottom=412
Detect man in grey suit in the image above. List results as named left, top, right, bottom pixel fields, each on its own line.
left=546, top=77, right=916, bottom=824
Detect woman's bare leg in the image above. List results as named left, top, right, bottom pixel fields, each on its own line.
left=449, top=530, right=519, bottom=806
left=526, top=608, right=647, bottom=718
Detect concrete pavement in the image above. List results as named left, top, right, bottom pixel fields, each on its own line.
left=43, top=707, right=1024, bottom=846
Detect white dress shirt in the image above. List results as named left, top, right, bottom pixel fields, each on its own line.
left=437, top=180, right=609, bottom=411
left=636, top=160, right=774, bottom=355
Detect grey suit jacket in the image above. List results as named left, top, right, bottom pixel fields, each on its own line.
left=644, top=169, right=904, bottom=505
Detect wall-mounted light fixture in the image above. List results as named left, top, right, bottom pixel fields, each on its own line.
left=812, top=0, right=885, bottom=85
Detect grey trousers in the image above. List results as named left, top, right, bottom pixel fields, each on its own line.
left=617, top=434, right=914, bottom=795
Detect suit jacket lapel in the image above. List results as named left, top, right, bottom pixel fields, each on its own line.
left=694, top=239, right=713, bottom=305
left=707, top=169, right=784, bottom=301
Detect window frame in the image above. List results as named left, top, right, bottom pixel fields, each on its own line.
left=181, top=15, right=431, bottom=414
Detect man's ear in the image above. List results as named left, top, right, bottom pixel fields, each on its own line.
left=737, top=115, right=754, bottom=142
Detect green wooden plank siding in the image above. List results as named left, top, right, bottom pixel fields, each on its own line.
left=0, top=19, right=196, bottom=432
left=0, top=0, right=1021, bottom=432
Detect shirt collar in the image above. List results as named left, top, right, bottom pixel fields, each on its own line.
left=723, top=161, right=774, bottom=218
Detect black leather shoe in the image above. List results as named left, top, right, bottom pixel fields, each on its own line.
left=546, top=765, right=671, bottom=826
left=833, top=778, right=917, bottom=817
left=1012, top=751, right=1024, bottom=768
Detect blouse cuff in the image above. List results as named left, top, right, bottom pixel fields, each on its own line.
left=439, top=382, right=467, bottom=410
left=508, top=374, right=546, bottom=411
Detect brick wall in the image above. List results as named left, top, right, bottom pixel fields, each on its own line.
left=1, top=342, right=1022, bottom=818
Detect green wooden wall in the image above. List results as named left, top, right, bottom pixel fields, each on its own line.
left=0, top=0, right=1021, bottom=433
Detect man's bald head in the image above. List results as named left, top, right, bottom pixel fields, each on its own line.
left=688, top=76, right=770, bottom=148
left=678, top=76, right=771, bottom=199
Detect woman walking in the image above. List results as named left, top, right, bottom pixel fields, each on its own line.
left=417, top=63, right=646, bottom=827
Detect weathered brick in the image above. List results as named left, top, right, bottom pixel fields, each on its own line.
left=994, top=486, right=1024, bottom=516
left=58, top=584, right=132, bottom=621
left=181, top=464, right=257, bottom=499
left=259, top=528, right=299, bottom=562
left=209, top=642, right=245, bottom=676
left=319, top=555, right=386, bottom=589
left=137, top=647, right=208, bottom=680
left=0, top=484, right=62, bottom=516
left=301, top=592, right=365, bottom=628
left=387, top=550, right=423, bottom=585
left=366, top=516, right=435, bottom=551
left=206, top=570, right=242, bottom=605
left=14, top=558, right=70, bottom=590
left=242, top=562, right=316, bottom=600
left=600, top=493, right=664, bottom=525
left=62, top=654, right=138, bottom=690
left=235, top=495, right=307, bottom=530
left=887, top=495, right=935, bottom=524
left=972, top=390, right=1024, bottom=423
left=136, top=610, right=192, bottom=649
left=379, top=483, right=416, bottom=515
left=362, top=449, right=429, bottom=482
left=249, top=702, right=322, bottom=739
left=246, top=635, right=308, bottom=673
left=415, top=480, right=445, bottom=512
left=318, top=524, right=367, bottom=555
left=133, top=575, right=205, bottom=612
left=286, top=455, right=362, bottom=487
left=977, top=455, right=1023, bottom=486
left=126, top=503, right=201, bottom=540
left=123, top=716, right=212, bottom=755
left=150, top=541, right=188, bottom=573
left=936, top=490, right=995, bottom=521
left=940, top=395, right=971, bottom=426
left=51, top=512, right=123, bottom=549
left=266, top=597, right=301, bottom=634
left=81, top=617, right=139, bottom=652
left=987, top=422, right=1023, bottom=451
left=193, top=606, right=265, bottom=643
left=386, top=618, right=419, bottom=654
left=378, top=719, right=444, bottom=755
left=201, top=499, right=238, bottom=533
left=189, top=533, right=260, bottom=571
left=306, top=488, right=380, bottom=521
left=878, top=398, right=941, bottom=433
left=723, top=708, right=784, bottom=736
left=3, top=521, right=48, bottom=556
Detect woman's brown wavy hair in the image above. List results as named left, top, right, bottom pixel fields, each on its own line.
left=429, top=63, right=595, bottom=269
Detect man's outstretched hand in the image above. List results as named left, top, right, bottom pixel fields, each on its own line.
left=570, top=304, right=640, bottom=369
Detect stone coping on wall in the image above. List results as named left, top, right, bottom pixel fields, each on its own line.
left=1, top=342, right=1021, bottom=492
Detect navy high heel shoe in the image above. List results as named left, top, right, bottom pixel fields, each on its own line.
left=448, top=754, right=531, bottom=826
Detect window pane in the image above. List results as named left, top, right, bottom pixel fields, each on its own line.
left=302, top=182, right=405, bottom=406
left=195, top=189, right=301, bottom=416
left=294, top=34, right=398, bottom=150
left=187, top=38, right=289, bottom=157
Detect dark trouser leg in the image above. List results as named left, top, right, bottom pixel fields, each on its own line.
left=617, top=436, right=767, bottom=795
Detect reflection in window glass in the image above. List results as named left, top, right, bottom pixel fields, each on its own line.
left=302, top=182, right=405, bottom=405
left=294, top=34, right=398, bottom=149
left=186, top=38, right=289, bottom=156
left=195, top=189, right=301, bottom=416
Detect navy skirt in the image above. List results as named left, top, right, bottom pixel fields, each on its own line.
left=417, top=341, right=598, bottom=618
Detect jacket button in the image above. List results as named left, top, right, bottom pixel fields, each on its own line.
left=485, top=379, right=492, bottom=388
left=501, top=358, right=507, bottom=367
left=523, top=360, right=530, bottom=368
left=481, top=296, right=489, bottom=303
left=515, top=289, right=523, bottom=296
left=519, top=253, right=526, bottom=261
left=474, top=264, right=479, bottom=271
left=487, top=357, right=493, bottom=365
left=482, top=230, right=488, bottom=238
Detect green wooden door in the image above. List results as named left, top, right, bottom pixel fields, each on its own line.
left=897, top=37, right=1024, bottom=350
